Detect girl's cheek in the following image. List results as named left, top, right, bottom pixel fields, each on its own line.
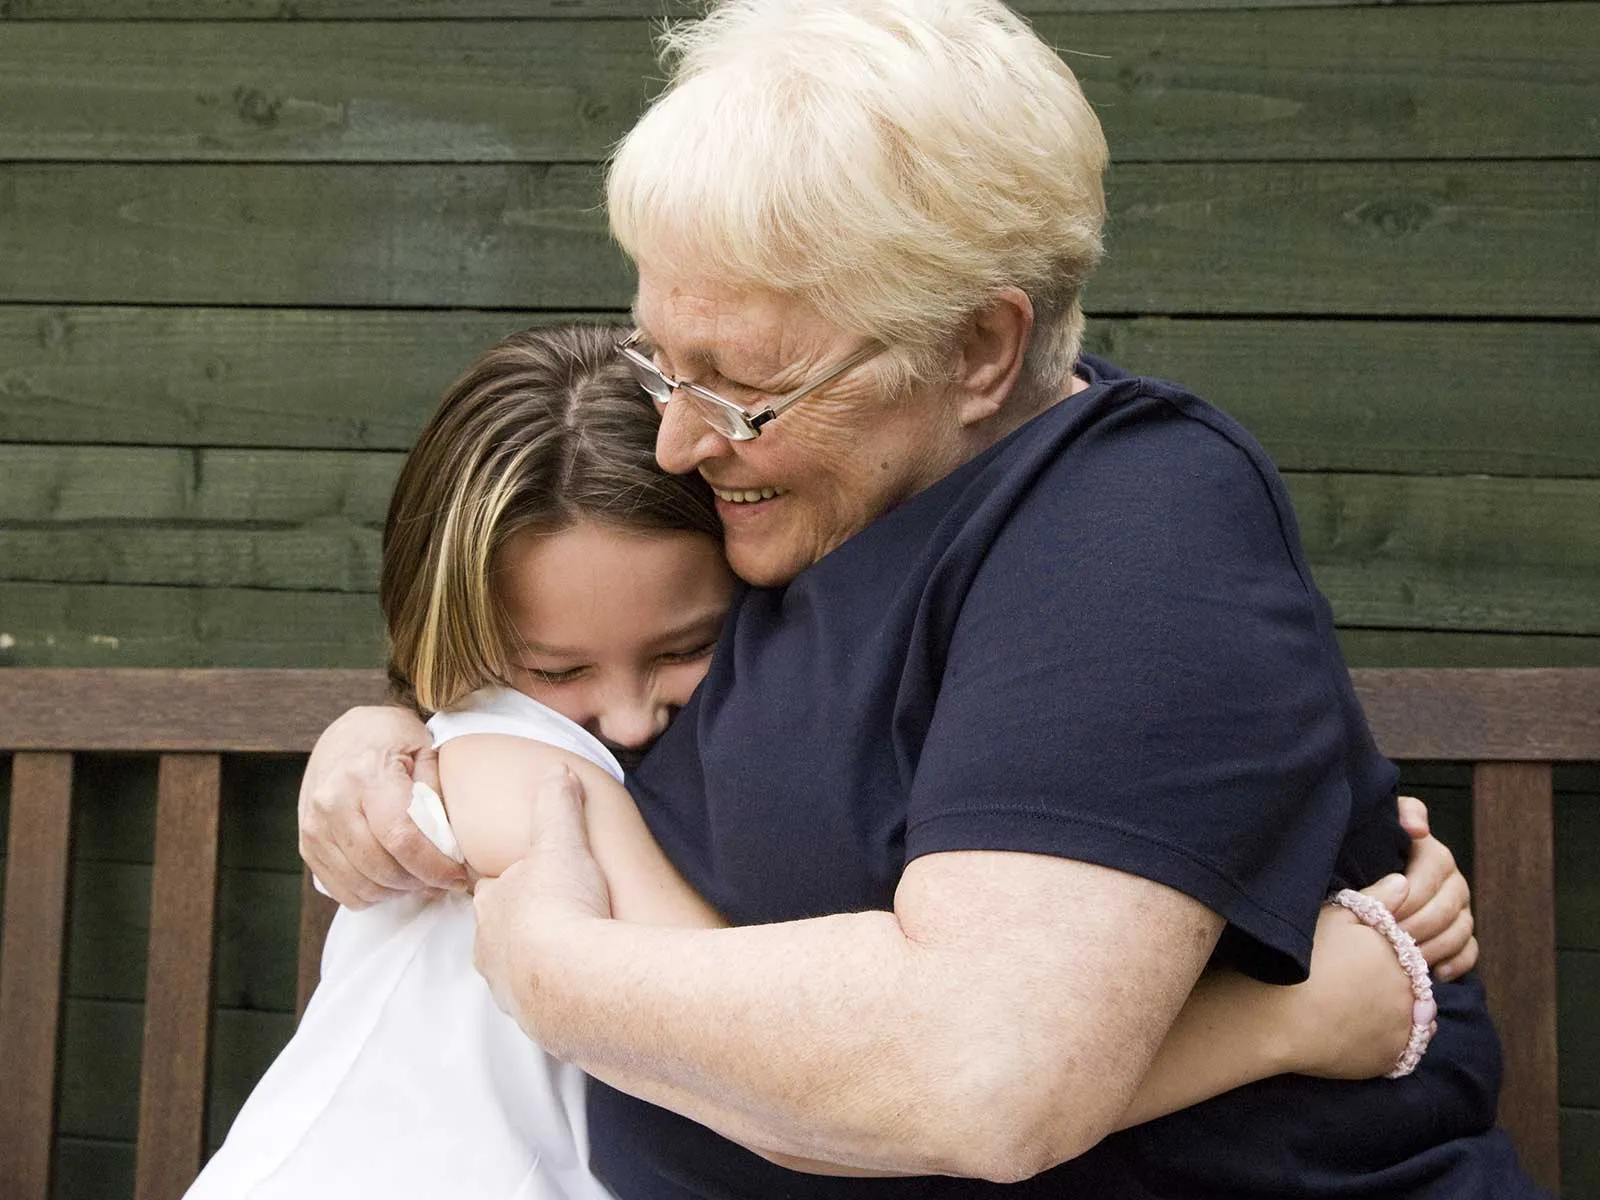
left=667, top=660, right=713, bottom=704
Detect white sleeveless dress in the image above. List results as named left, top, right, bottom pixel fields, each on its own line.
left=186, top=688, right=620, bottom=1200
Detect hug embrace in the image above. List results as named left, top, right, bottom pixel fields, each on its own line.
left=192, top=0, right=1545, bottom=1196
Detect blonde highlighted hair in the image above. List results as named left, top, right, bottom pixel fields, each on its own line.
left=607, top=0, right=1108, bottom=401
left=381, top=324, right=719, bottom=714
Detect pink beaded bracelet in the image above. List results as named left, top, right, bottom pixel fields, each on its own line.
left=1330, top=888, right=1438, bottom=1078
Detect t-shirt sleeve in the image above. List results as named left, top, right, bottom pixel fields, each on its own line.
left=905, top=403, right=1353, bottom=982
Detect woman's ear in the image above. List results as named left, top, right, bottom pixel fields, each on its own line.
left=951, top=286, right=1034, bottom=428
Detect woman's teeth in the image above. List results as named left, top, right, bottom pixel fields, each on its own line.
left=714, top=486, right=786, bottom=504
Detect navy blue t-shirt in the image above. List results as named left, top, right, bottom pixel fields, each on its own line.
left=597, top=357, right=1537, bottom=1198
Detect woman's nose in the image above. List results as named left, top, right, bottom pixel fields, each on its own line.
left=654, top=393, right=728, bottom=476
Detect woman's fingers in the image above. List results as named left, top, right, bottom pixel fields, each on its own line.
left=303, top=838, right=409, bottom=909
left=365, top=771, right=469, bottom=892
left=296, top=704, right=468, bottom=899
left=521, top=768, right=612, bottom=920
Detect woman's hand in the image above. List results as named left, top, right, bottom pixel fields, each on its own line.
left=297, top=704, right=468, bottom=907
left=1394, top=795, right=1479, bottom=981
left=473, top=767, right=612, bottom=1046
left=1289, top=876, right=1420, bottom=1080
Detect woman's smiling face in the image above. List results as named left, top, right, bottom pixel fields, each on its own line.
left=496, top=519, right=735, bottom=763
left=635, top=266, right=967, bottom=588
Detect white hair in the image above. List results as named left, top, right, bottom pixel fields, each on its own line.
left=607, top=0, right=1109, bottom=400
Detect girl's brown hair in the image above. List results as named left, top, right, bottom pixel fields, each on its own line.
left=381, top=324, right=720, bottom=714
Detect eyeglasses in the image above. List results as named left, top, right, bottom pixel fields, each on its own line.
left=617, top=330, right=884, bottom=442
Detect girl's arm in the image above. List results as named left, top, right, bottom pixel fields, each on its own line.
left=438, top=733, right=722, bottom=928
left=440, top=740, right=1453, bottom=1175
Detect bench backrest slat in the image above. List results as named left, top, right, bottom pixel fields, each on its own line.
left=134, top=755, right=223, bottom=1200
left=1472, top=762, right=1560, bottom=1193
left=0, top=669, right=390, bottom=753
left=0, top=753, right=74, bottom=1200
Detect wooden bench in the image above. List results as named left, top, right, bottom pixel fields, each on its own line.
left=2, top=667, right=1596, bottom=1199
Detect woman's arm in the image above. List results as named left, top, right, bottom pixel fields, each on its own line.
left=472, top=769, right=1467, bottom=1178
left=443, top=735, right=1417, bottom=1174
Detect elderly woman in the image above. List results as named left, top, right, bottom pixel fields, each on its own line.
left=300, top=0, right=1540, bottom=1194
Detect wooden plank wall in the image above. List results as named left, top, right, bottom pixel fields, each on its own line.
left=0, top=1, right=1596, bottom=1196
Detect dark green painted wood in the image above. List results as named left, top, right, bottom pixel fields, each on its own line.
left=1556, top=785, right=1600, bottom=958
left=0, top=21, right=658, bottom=164
left=0, top=445, right=402, bottom=523
left=3, top=8, right=1593, bottom=162
left=1083, top=319, right=1600, bottom=478
left=56, top=997, right=294, bottom=1148
left=0, top=0, right=1543, bottom=18
left=55, top=1136, right=134, bottom=1200
left=0, top=581, right=386, bottom=667
left=4, top=307, right=1596, bottom=476
left=62, top=752, right=305, bottom=870
left=5, top=457, right=1596, bottom=632
left=1284, top=474, right=1600, bottom=636
left=1560, top=951, right=1600, bottom=1110
left=66, top=862, right=300, bottom=1012
left=0, top=307, right=615, bottom=451
left=0, top=162, right=624, bottom=309
left=2, top=162, right=1593, bottom=315
left=1565, top=1108, right=1600, bottom=1200
left=1099, top=161, right=1599, bottom=318
left=1338, top=631, right=1600, bottom=671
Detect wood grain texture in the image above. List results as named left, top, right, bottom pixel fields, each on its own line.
left=1283, top=474, right=1600, bottom=636
left=0, top=753, right=74, bottom=1200
left=3, top=456, right=1595, bottom=632
left=1337, top=630, right=1600, bottom=671
left=2, top=7, right=1592, bottom=161
left=0, top=20, right=657, bottom=163
left=4, top=665, right=1597, bottom=758
left=2, top=162, right=1593, bottom=315
left=295, top=870, right=338, bottom=1019
left=133, top=754, right=221, bottom=1200
left=0, top=162, right=624, bottom=309
left=4, top=597, right=1600, bottom=674
left=1354, top=670, right=1600, bottom=761
left=0, top=581, right=387, bottom=667
left=0, top=307, right=613, bottom=451
left=0, top=669, right=391, bottom=751
left=0, top=0, right=1542, bottom=18
left=1473, top=762, right=1560, bottom=1194
left=4, top=307, right=1596, bottom=475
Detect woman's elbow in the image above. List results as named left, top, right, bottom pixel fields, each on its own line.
left=913, top=1048, right=1118, bottom=1182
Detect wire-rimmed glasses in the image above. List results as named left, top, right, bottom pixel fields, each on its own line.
left=617, top=330, right=883, bottom=442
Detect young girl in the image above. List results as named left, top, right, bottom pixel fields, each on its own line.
left=188, top=324, right=1455, bottom=1199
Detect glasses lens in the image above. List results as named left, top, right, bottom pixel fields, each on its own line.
left=621, top=353, right=673, bottom=403
left=684, top=391, right=754, bottom=440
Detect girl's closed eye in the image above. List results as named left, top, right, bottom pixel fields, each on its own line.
left=660, top=642, right=716, bottom=666
left=527, top=664, right=588, bottom=686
